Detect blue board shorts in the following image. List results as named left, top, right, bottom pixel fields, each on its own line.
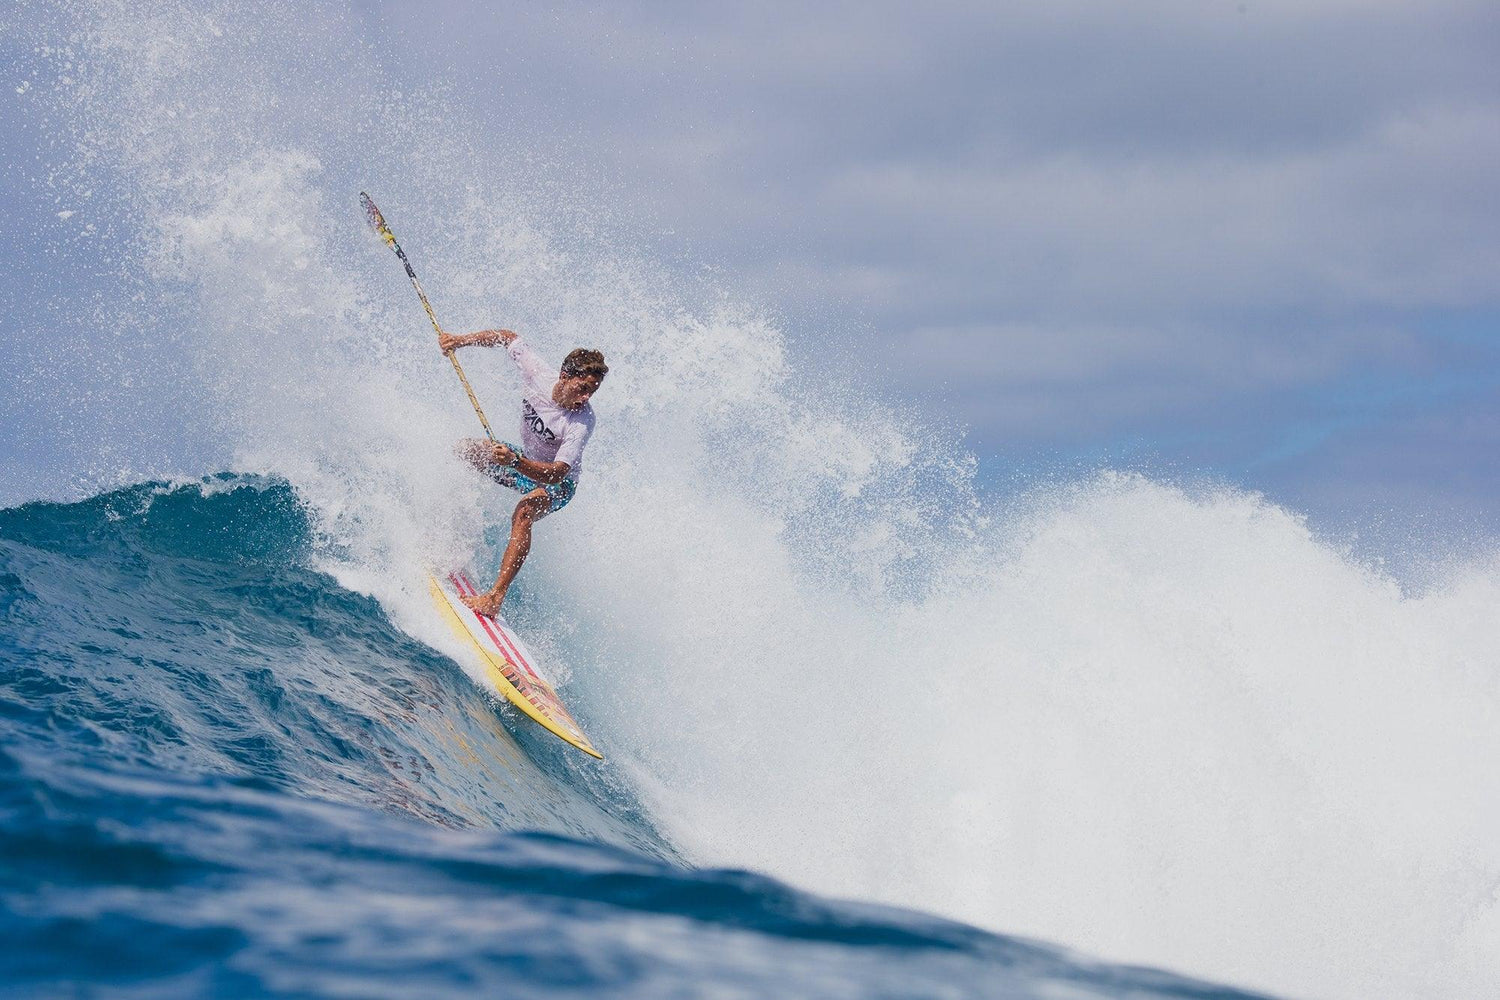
left=483, top=441, right=577, bottom=515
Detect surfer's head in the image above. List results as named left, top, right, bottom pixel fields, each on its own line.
left=554, top=349, right=607, bottom=409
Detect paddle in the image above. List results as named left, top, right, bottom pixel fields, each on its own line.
left=360, top=192, right=498, bottom=442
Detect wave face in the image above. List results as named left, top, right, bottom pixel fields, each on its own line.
left=0, top=478, right=1273, bottom=999
left=0, top=477, right=655, bottom=843
left=9, top=2, right=1500, bottom=999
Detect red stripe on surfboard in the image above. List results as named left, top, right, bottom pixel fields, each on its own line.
left=445, top=571, right=582, bottom=737
left=492, top=626, right=540, bottom=680
left=449, top=572, right=544, bottom=682
left=451, top=573, right=530, bottom=673
left=448, top=573, right=560, bottom=710
left=449, top=572, right=516, bottom=659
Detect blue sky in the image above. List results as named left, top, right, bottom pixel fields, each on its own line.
left=4, top=0, right=1498, bottom=550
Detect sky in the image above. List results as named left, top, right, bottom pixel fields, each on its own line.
left=3, top=0, right=1499, bottom=554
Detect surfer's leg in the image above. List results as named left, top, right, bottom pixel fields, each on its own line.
left=462, top=488, right=551, bottom=616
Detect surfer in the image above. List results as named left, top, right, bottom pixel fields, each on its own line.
left=437, top=328, right=608, bottom=616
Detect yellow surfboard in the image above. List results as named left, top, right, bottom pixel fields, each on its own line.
left=428, top=570, right=602, bottom=759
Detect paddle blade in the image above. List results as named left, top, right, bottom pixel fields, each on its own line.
left=360, top=191, right=395, bottom=244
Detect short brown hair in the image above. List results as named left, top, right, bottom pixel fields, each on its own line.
left=561, top=348, right=608, bottom=379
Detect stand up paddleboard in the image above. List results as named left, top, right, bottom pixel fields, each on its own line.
left=364, top=197, right=600, bottom=760
left=428, top=570, right=601, bottom=759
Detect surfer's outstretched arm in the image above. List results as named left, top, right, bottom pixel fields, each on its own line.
left=438, top=328, right=517, bottom=353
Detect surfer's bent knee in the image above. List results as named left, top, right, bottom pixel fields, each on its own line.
left=515, top=490, right=552, bottom=523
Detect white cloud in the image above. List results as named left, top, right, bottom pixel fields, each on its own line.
left=384, top=2, right=1498, bottom=342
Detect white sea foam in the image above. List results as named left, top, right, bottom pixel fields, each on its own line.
left=21, top=3, right=1500, bottom=998
left=578, top=470, right=1500, bottom=1000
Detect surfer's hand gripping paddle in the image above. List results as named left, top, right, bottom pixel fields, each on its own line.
left=360, top=192, right=498, bottom=442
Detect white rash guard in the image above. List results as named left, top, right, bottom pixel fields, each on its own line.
left=506, top=337, right=596, bottom=482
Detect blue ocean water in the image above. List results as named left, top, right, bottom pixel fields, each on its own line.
left=0, top=476, right=1274, bottom=999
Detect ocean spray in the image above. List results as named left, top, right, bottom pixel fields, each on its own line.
left=11, top=3, right=1500, bottom=997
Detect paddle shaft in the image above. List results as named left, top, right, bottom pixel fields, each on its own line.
left=360, top=193, right=498, bottom=442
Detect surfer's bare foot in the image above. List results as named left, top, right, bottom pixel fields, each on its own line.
left=461, top=590, right=505, bottom=617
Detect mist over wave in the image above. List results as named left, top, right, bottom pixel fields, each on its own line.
left=9, top=3, right=1500, bottom=998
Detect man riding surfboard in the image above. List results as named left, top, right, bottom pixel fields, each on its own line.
left=437, top=327, right=607, bottom=617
